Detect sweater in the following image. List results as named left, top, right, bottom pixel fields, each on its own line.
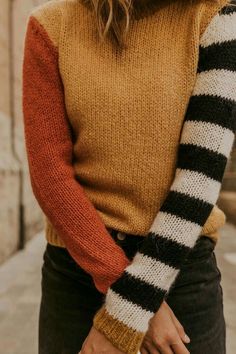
left=93, top=2, right=236, bottom=353
left=22, top=0, right=229, bottom=294
left=33, top=0, right=227, bottom=250
left=22, top=0, right=236, bottom=353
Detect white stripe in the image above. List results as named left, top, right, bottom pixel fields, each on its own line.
left=150, top=212, right=201, bottom=248
left=171, top=169, right=221, bottom=205
left=200, top=11, right=236, bottom=47
left=180, top=121, right=235, bottom=157
left=125, top=252, right=179, bottom=291
left=193, top=69, right=236, bottom=102
left=105, top=288, right=153, bottom=332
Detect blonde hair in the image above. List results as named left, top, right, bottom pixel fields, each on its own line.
left=81, top=0, right=235, bottom=50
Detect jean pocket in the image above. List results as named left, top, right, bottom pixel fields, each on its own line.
left=43, top=243, right=92, bottom=284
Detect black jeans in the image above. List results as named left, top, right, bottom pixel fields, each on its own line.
left=38, top=232, right=226, bottom=354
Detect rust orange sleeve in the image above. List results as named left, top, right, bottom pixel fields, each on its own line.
left=22, top=15, right=131, bottom=294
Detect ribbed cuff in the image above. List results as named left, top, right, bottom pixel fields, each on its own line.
left=93, top=306, right=146, bottom=354
left=201, top=205, right=226, bottom=236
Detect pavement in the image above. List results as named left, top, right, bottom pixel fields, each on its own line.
left=0, top=232, right=45, bottom=354
left=0, top=224, right=235, bottom=354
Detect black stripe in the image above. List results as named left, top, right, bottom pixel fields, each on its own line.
left=177, top=144, right=228, bottom=182
left=184, top=95, right=236, bottom=132
left=110, top=271, right=167, bottom=313
left=160, top=191, right=213, bottom=226
left=219, top=2, right=236, bottom=15
left=139, top=232, right=191, bottom=269
left=198, top=40, right=236, bottom=73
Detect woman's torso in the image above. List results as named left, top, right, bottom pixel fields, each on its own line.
left=32, top=0, right=227, bottom=243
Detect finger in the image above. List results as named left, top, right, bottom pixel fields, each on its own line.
left=149, top=346, right=161, bottom=354
left=152, top=338, right=174, bottom=354
left=169, top=312, right=190, bottom=344
left=144, top=342, right=162, bottom=354
left=171, top=340, right=190, bottom=354
left=140, top=346, right=151, bottom=354
left=155, top=344, right=174, bottom=354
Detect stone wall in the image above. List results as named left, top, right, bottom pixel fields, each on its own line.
left=0, top=0, right=46, bottom=264
left=0, top=0, right=235, bottom=264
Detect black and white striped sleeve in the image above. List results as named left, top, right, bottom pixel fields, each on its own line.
left=93, top=4, right=236, bottom=353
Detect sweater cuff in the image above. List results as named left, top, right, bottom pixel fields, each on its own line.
left=93, top=305, right=146, bottom=354
left=201, top=205, right=226, bottom=236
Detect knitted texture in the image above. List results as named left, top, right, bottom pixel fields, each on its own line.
left=22, top=0, right=229, bottom=296
left=93, top=3, right=236, bottom=353
left=22, top=13, right=131, bottom=295
left=22, top=0, right=235, bottom=352
left=24, top=0, right=228, bottom=252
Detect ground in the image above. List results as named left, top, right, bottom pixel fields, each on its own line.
left=0, top=224, right=235, bottom=354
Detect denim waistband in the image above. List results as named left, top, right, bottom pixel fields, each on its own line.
left=106, top=227, right=216, bottom=261
left=106, top=227, right=145, bottom=241
left=106, top=228, right=145, bottom=260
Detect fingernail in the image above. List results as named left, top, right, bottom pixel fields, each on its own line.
left=184, top=334, right=191, bottom=343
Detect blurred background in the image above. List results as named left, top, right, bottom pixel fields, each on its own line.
left=0, top=1, right=235, bottom=353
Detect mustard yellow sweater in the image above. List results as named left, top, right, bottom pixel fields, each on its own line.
left=22, top=0, right=236, bottom=353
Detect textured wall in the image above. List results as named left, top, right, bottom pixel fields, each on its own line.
left=0, top=0, right=46, bottom=264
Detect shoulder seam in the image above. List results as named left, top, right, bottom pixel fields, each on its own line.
left=28, top=0, right=63, bottom=49
left=26, top=15, right=59, bottom=59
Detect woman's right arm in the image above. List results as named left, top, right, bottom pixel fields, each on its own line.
left=22, top=12, right=131, bottom=294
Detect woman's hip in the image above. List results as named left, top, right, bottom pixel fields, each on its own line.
left=40, top=233, right=225, bottom=353
left=165, top=238, right=226, bottom=353
left=111, top=230, right=226, bottom=352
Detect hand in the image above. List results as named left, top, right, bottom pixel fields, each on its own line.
left=140, top=301, right=190, bottom=354
left=79, top=325, right=125, bottom=354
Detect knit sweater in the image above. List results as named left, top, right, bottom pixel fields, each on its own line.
left=23, top=0, right=229, bottom=293
left=92, top=2, right=236, bottom=353
left=22, top=0, right=236, bottom=353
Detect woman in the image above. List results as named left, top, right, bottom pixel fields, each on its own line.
left=22, top=0, right=236, bottom=353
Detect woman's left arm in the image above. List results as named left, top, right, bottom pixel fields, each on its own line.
left=92, top=4, right=236, bottom=354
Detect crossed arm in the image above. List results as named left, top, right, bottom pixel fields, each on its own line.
left=92, top=3, right=236, bottom=353
left=22, top=3, right=236, bottom=354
